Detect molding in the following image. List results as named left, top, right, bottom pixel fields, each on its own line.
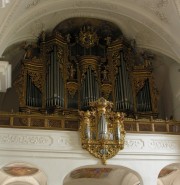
left=0, top=128, right=180, bottom=159
left=0, top=134, right=52, bottom=146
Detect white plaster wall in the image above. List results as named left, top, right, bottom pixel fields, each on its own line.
left=0, top=128, right=180, bottom=185
left=0, top=61, right=11, bottom=92
left=169, top=62, right=180, bottom=120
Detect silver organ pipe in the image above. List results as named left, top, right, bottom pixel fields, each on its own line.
left=85, top=125, right=91, bottom=139
left=87, top=68, right=90, bottom=101
left=26, top=74, right=29, bottom=106
left=115, top=51, right=133, bottom=112
left=121, top=52, right=127, bottom=109
left=61, top=72, right=64, bottom=107
left=92, top=71, right=95, bottom=101
left=116, top=126, right=121, bottom=141
left=26, top=74, right=42, bottom=107
left=48, top=64, right=50, bottom=106
left=50, top=51, right=53, bottom=106
left=48, top=65, right=50, bottom=106
left=46, top=45, right=65, bottom=108
left=98, top=113, right=108, bottom=140
left=146, top=80, right=152, bottom=111
left=89, top=67, right=93, bottom=101
left=53, top=48, right=56, bottom=106
left=29, top=76, right=31, bottom=106
left=32, top=83, right=34, bottom=106
left=57, top=56, right=60, bottom=106
left=81, top=79, right=85, bottom=108
left=18, top=25, right=158, bottom=118
left=137, top=79, right=152, bottom=112
left=81, top=67, right=99, bottom=110
left=143, top=84, right=146, bottom=111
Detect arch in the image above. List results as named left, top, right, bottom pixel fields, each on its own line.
left=63, top=164, right=142, bottom=185
left=121, top=172, right=140, bottom=185
left=157, top=163, right=180, bottom=185
left=0, top=162, right=47, bottom=185
left=0, top=0, right=179, bottom=63
left=5, top=182, right=33, bottom=185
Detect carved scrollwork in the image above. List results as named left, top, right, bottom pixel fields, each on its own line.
left=112, top=51, right=120, bottom=75
left=13, top=65, right=26, bottom=107
left=150, top=78, right=159, bottom=112
left=133, top=78, right=147, bottom=94
left=28, top=71, right=43, bottom=91
left=57, top=46, right=64, bottom=70
left=66, top=82, right=78, bottom=98
left=46, top=45, right=53, bottom=54
left=101, top=84, right=112, bottom=99
left=13, top=75, right=25, bottom=107
left=79, top=25, right=99, bottom=48
left=123, top=48, right=135, bottom=70
left=79, top=98, right=125, bottom=164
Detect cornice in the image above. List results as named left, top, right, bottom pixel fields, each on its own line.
left=0, top=128, right=180, bottom=159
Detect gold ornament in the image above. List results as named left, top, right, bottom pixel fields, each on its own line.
left=79, top=97, right=125, bottom=164
left=79, top=25, right=99, bottom=48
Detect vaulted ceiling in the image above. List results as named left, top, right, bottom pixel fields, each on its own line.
left=0, top=0, right=180, bottom=64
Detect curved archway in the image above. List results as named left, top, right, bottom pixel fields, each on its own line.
left=0, top=0, right=179, bottom=62
left=157, top=163, right=180, bottom=185
left=63, top=165, right=143, bottom=185
left=5, top=182, right=33, bottom=185
left=0, top=162, right=47, bottom=185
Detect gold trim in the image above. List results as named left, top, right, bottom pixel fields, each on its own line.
left=79, top=98, right=125, bottom=164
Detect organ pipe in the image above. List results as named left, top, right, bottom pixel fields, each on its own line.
left=26, top=74, right=42, bottom=107
left=15, top=22, right=158, bottom=118
left=98, top=113, right=108, bottom=140
left=115, top=51, right=133, bottom=112
left=137, top=79, right=152, bottom=112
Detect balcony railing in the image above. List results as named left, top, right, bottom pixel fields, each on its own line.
left=0, top=111, right=180, bottom=134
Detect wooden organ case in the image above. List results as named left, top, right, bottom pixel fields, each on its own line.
left=14, top=19, right=159, bottom=118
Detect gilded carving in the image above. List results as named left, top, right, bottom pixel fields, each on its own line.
left=79, top=98, right=125, bottom=164
left=28, top=71, right=43, bottom=91
left=57, top=46, right=64, bottom=70
left=13, top=66, right=26, bottom=107
left=11, top=19, right=160, bottom=125
left=112, top=51, right=120, bottom=75
left=66, top=82, right=78, bottom=97
left=101, top=84, right=112, bottom=99
left=133, top=78, right=146, bottom=94
left=79, top=25, right=99, bottom=48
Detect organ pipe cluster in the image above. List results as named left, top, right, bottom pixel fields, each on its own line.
left=14, top=19, right=159, bottom=118
left=79, top=97, right=126, bottom=164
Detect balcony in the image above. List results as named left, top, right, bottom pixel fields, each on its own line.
left=0, top=111, right=180, bottom=134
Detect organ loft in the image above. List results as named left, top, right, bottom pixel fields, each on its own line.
left=14, top=18, right=159, bottom=125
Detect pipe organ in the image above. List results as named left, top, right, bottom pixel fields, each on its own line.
left=14, top=18, right=159, bottom=118
left=46, top=44, right=65, bottom=108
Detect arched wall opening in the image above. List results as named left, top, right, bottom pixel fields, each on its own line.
left=63, top=165, right=143, bottom=185
left=157, top=163, right=180, bottom=185
left=0, top=162, right=47, bottom=185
